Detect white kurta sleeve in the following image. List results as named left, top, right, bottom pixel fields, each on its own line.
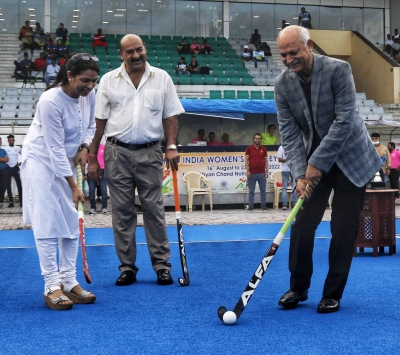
left=40, top=98, right=73, bottom=177
left=82, top=91, right=96, bottom=145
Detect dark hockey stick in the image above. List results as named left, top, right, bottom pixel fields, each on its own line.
left=172, top=169, right=190, bottom=286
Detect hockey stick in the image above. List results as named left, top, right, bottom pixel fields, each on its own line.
left=172, top=169, right=190, bottom=286
left=218, top=194, right=305, bottom=324
left=76, top=164, right=92, bottom=284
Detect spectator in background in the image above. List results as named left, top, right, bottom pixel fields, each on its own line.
left=277, top=145, right=297, bottom=210
left=57, top=36, right=70, bottom=48
left=241, top=45, right=252, bottom=61
left=45, top=34, right=54, bottom=46
left=200, top=39, right=212, bottom=54
left=36, top=37, right=46, bottom=51
left=57, top=39, right=69, bottom=58
left=46, top=53, right=59, bottom=65
left=4, top=134, right=22, bottom=208
left=0, top=137, right=8, bottom=209
left=32, top=52, right=47, bottom=72
left=282, top=20, right=290, bottom=29
left=33, top=22, right=44, bottom=39
left=19, top=20, right=34, bottom=41
left=261, top=124, right=277, bottom=145
left=45, top=58, right=60, bottom=87
left=388, top=142, right=400, bottom=199
left=175, top=57, right=190, bottom=74
left=220, top=133, right=234, bottom=146
left=298, top=7, right=312, bottom=28
left=21, top=36, right=40, bottom=55
left=385, top=34, right=394, bottom=54
left=253, top=44, right=266, bottom=67
left=190, top=38, right=200, bottom=55
left=88, top=137, right=108, bottom=215
left=250, top=29, right=261, bottom=45
left=262, top=41, right=272, bottom=56
left=192, top=129, right=207, bottom=144
left=59, top=52, right=69, bottom=66
left=189, top=56, right=200, bottom=74
left=392, top=29, right=399, bottom=42
left=93, top=28, right=108, bottom=50
left=207, top=132, right=219, bottom=146
left=371, top=132, right=391, bottom=183
left=56, top=23, right=68, bottom=39
left=178, top=38, right=190, bottom=54
left=45, top=38, right=57, bottom=57
left=12, top=52, right=32, bottom=78
left=394, top=38, right=400, bottom=63
left=245, top=133, right=268, bottom=211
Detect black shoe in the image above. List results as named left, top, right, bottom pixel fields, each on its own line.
left=278, top=289, right=308, bottom=309
left=317, top=298, right=340, bottom=313
left=115, top=270, right=136, bottom=286
left=156, top=269, right=173, bottom=285
left=8, top=203, right=14, bottom=208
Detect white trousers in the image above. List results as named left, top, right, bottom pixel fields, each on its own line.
left=35, top=238, right=79, bottom=295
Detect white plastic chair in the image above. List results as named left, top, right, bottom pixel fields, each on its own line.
left=355, top=99, right=363, bottom=107
left=182, top=171, right=213, bottom=212
left=358, top=107, right=371, bottom=115
left=270, top=171, right=295, bottom=209
left=5, top=88, right=19, bottom=96
left=363, top=99, right=375, bottom=107
left=366, top=113, right=380, bottom=122
left=372, top=107, right=384, bottom=117
left=355, top=92, right=366, bottom=101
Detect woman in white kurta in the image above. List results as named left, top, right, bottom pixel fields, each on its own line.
left=21, top=53, right=99, bottom=310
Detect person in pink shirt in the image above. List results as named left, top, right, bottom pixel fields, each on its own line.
left=88, top=137, right=108, bottom=214
left=219, top=133, right=234, bottom=146
left=388, top=142, right=400, bottom=199
left=192, top=129, right=207, bottom=144
left=190, top=38, right=200, bottom=55
left=207, top=132, right=219, bottom=146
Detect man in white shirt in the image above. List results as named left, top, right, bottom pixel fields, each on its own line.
left=4, top=134, right=22, bottom=207
left=252, top=44, right=266, bottom=67
left=45, top=58, right=60, bottom=87
left=385, top=34, right=394, bottom=54
left=277, top=145, right=297, bottom=210
left=88, top=34, right=184, bottom=287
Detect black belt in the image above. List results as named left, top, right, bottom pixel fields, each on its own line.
left=107, top=137, right=159, bottom=151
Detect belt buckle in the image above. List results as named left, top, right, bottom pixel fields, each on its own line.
left=110, top=137, right=118, bottom=145
left=128, top=144, right=138, bottom=151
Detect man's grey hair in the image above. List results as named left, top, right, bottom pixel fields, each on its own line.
left=277, top=25, right=310, bottom=47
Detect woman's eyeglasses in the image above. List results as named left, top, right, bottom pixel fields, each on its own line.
left=68, top=55, right=96, bottom=68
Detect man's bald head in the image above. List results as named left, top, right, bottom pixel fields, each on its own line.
left=278, top=25, right=310, bottom=47
left=120, top=34, right=143, bottom=51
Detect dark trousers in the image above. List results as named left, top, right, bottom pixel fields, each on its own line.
left=6, top=165, right=22, bottom=206
left=289, top=164, right=366, bottom=300
left=88, top=169, right=108, bottom=210
left=389, top=169, right=400, bottom=198
left=0, top=169, right=7, bottom=203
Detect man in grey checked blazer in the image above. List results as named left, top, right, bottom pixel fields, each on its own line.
left=275, top=26, right=382, bottom=313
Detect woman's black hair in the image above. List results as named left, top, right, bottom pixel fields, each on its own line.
left=46, top=52, right=100, bottom=91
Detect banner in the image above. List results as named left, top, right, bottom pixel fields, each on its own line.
left=162, top=151, right=279, bottom=195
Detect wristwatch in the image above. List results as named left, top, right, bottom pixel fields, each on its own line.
left=80, top=143, right=90, bottom=152
left=166, top=144, right=178, bottom=150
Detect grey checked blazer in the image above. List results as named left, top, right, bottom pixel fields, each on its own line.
left=275, top=53, right=381, bottom=187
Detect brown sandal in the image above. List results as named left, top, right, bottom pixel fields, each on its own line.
left=62, top=285, right=96, bottom=304
left=43, top=290, right=73, bottom=310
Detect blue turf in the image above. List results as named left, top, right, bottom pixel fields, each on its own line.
left=0, top=224, right=399, bottom=354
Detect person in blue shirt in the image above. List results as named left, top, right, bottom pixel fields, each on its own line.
left=0, top=137, right=9, bottom=209
left=298, top=7, right=312, bottom=29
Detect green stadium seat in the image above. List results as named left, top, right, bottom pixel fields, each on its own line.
left=241, top=76, right=254, bottom=86
left=178, top=75, right=191, bottom=85
left=236, top=68, right=249, bottom=76
left=264, top=91, right=275, bottom=99
left=210, top=90, right=222, bottom=99
left=105, top=34, right=116, bottom=43
left=81, top=33, right=92, bottom=39
left=229, top=76, right=242, bottom=85
left=158, top=60, right=172, bottom=69
left=224, top=68, right=236, bottom=76
left=212, top=68, right=224, bottom=76
left=203, top=75, right=216, bottom=85
left=216, top=75, right=230, bottom=85
left=162, top=35, right=172, bottom=41
left=191, top=75, right=203, bottom=85
left=69, top=33, right=80, bottom=39
left=156, top=54, right=170, bottom=61
left=147, top=58, right=159, bottom=67
left=237, top=90, right=249, bottom=99
left=250, top=91, right=263, bottom=99
left=224, top=90, right=236, bottom=99
left=171, top=75, right=178, bottom=85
